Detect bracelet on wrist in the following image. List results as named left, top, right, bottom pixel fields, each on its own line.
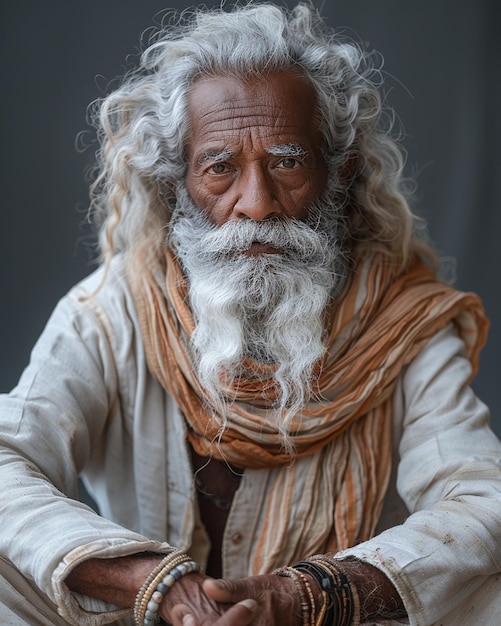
left=272, top=555, right=359, bottom=626
left=273, top=566, right=317, bottom=626
left=134, top=550, right=201, bottom=626
left=300, top=555, right=360, bottom=626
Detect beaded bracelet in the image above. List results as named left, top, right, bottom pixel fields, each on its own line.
left=273, top=566, right=317, bottom=626
left=307, top=556, right=360, bottom=626
left=310, top=556, right=355, bottom=622
left=293, top=561, right=337, bottom=626
left=143, top=561, right=200, bottom=625
left=134, top=551, right=200, bottom=626
left=134, top=550, right=188, bottom=623
left=295, top=569, right=317, bottom=626
left=299, top=556, right=360, bottom=626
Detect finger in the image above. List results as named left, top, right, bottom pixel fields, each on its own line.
left=169, top=598, right=257, bottom=626
left=203, top=577, right=253, bottom=603
left=169, top=602, right=198, bottom=626
left=182, top=615, right=197, bottom=626
left=214, top=599, right=257, bottom=625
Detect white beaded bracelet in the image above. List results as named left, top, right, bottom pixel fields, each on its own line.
left=134, top=551, right=188, bottom=624
left=142, top=560, right=201, bottom=626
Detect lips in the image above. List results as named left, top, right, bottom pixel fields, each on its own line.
left=244, top=242, right=283, bottom=255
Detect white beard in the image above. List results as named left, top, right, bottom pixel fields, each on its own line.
left=168, top=184, right=347, bottom=447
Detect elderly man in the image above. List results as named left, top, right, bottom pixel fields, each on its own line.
left=1, top=3, right=500, bottom=626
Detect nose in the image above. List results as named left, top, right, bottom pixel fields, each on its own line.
left=232, top=164, right=283, bottom=221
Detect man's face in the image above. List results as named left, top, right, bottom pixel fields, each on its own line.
left=185, top=69, right=328, bottom=254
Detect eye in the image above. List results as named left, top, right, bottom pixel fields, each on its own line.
left=209, top=162, right=228, bottom=174
left=279, top=157, right=299, bottom=169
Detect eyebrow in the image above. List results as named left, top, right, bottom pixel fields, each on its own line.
left=198, top=149, right=234, bottom=165
left=265, top=143, right=309, bottom=159
left=197, top=143, right=309, bottom=165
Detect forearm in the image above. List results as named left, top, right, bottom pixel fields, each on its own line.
left=334, top=557, right=407, bottom=622
left=65, top=553, right=163, bottom=609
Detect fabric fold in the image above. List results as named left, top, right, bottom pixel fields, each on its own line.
left=126, top=247, right=488, bottom=570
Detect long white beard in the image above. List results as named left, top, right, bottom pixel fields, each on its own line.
left=168, top=185, right=347, bottom=445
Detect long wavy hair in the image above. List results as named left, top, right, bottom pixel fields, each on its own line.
left=87, top=1, right=436, bottom=273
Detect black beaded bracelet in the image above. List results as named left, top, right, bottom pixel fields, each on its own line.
left=294, top=559, right=355, bottom=626
left=293, top=561, right=336, bottom=625
left=331, top=564, right=355, bottom=626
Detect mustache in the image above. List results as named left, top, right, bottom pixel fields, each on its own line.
left=194, top=216, right=332, bottom=260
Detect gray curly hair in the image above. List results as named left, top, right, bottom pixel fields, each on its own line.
left=88, top=1, right=435, bottom=271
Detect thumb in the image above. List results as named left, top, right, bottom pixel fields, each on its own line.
left=202, top=577, right=254, bottom=603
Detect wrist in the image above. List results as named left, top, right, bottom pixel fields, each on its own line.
left=325, top=556, right=407, bottom=623
left=134, top=550, right=201, bottom=626
left=295, top=558, right=359, bottom=626
left=274, top=560, right=358, bottom=626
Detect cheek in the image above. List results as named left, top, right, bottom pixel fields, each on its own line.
left=184, top=173, right=229, bottom=225
left=280, top=156, right=328, bottom=217
left=185, top=172, right=210, bottom=211
left=285, top=177, right=327, bottom=219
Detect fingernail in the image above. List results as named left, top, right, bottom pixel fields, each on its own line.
left=240, top=598, right=257, bottom=611
left=211, top=579, right=226, bottom=589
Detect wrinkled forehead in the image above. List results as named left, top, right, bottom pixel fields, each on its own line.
left=186, top=68, right=323, bottom=150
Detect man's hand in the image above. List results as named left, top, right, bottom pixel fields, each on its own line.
left=159, top=571, right=257, bottom=625
left=161, top=572, right=302, bottom=625
left=196, top=561, right=407, bottom=625
left=200, top=573, right=303, bottom=625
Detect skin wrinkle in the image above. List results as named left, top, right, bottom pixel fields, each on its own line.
left=187, top=74, right=321, bottom=142
left=193, top=102, right=302, bottom=137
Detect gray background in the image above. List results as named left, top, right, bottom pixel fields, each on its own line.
left=2, top=1, right=500, bottom=435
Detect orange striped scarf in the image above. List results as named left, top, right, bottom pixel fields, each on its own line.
left=129, top=248, right=488, bottom=571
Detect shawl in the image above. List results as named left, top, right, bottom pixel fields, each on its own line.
left=128, top=248, right=488, bottom=572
